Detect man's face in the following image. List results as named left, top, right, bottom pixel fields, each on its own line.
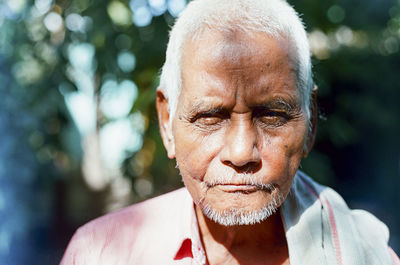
left=165, top=30, right=309, bottom=225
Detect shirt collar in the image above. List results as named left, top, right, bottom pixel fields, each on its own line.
left=172, top=188, right=206, bottom=264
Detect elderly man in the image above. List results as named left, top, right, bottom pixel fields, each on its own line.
left=60, top=0, right=399, bottom=264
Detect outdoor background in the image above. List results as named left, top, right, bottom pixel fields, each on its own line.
left=0, top=0, right=399, bottom=264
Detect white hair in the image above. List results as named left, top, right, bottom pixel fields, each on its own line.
left=158, top=0, right=314, bottom=121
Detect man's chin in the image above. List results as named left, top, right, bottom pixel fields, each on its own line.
left=199, top=192, right=284, bottom=226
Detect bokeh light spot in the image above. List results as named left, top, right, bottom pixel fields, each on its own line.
left=6, top=0, right=27, bottom=16
left=327, top=5, right=345, bottom=24
left=12, top=58, right=45, bottom=85
left=44, top=12, right=63, bottom=32
left=64, top=91, right=96, bottom=135
left=68, top=43, right=95, bottom=72
left=335, top=26, right=354, bottom=45
left=34, top=0, right=52, bottom=15
left=133, top=6, right=152, bottom=27
left=117, top=51, right=136, bottom=72
left=148, top=0, right=167, bottom=16
left=168, top=0, right=186, bottom=17
left=65, top=13, right=85, bottom=32
left=129, top=0, right=147, bottom=12
left=107, top=1, right=132, bottom=26
left=100, top=79, right=138, bottom=119
left=134, top=178, right=153, bottom=198
left=100, top=117, right=143, bottom=169
left=384, top=36, right=399, bottom=54
left=308, top=29, right=330, bottom=60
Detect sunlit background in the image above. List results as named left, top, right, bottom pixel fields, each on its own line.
left=0, top=0, right=399, bottom=264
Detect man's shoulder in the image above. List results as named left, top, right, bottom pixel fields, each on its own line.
left=294, top=171, right=389, bottom=238
left=81, top=187, right=187, bottom=231
left=296, top=172, right=389, bottom=233
left=60, top=187, right=190, bottom=264
left=287, top=171, right=396, bottom=264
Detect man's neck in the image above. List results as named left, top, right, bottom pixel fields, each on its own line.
left=195, top=206, right=289, bottom=265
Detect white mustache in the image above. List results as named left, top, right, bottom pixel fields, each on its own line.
left=175, top=161, right=276, bottom=192
left=202, top=173, right=276, bottom=192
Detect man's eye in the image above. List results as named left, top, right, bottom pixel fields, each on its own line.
left=262, top=111, right=279, bottom=117
left=195, top=116, right=223, bottom=126
left=253, top=109, right=289, bottom=126
left=253, top=109, right=287, bottom=118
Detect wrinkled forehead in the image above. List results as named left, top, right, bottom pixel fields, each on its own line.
left=177, top=28, right=300, bottom=110
left=183, top=29, right=289, bottom=64
left=180, top=29, right=296, bottom=93
left=180, top=29, right=297, bottom=81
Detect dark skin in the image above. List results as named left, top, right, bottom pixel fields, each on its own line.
left=157, top=29, right=317, bottom=265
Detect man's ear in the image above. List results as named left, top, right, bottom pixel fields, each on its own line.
left=156, top=90, right=175, bottom=159
left=303, top=85, right=318, bottom=157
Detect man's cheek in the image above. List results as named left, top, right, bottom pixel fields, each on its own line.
left=176, top=148, right=207, bottom=181
left=262, top=136, right=305, bottom=170
left=180, top=130, right=221, bottom=155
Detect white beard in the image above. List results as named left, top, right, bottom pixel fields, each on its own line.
left=177, top=162, right=286, bottom=226
left=199, top=191, right=284, bottom=226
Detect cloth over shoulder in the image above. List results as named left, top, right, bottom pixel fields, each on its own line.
left=282, top=171, right=399, bottom=265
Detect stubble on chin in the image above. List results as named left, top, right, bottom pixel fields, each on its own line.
left=177, top=161, right=287, bottom=226
left=197, top=184, right=284, bottom=226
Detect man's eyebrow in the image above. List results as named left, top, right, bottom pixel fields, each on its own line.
left=186, top=102, right=226, bottom=117
left=185, top=97, right=301, bottom=117
left=252, top=97, right=301, bottom=113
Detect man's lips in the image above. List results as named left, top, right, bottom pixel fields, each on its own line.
left=214, top=184, right=259, bottom=193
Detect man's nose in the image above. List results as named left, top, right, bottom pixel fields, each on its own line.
left=220, top=119, right=261, bottom=171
